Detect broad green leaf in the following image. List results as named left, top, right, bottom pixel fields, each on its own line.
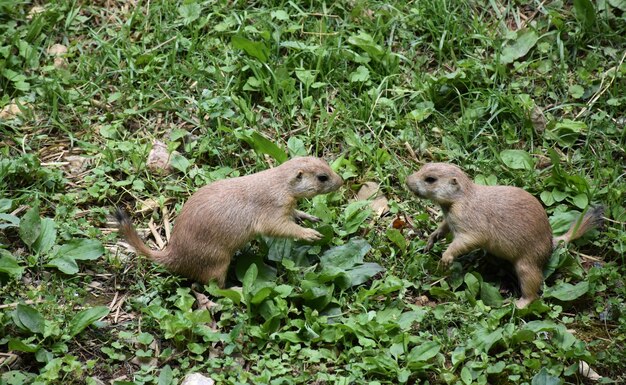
left=500, top=149, right=535, bottom=170
left=0, top=198, right=13, bottom=212
left=47, top=255, right=79, bottom=274
left=271, top=10, right=289, bottom=20
left=320, top=238, right=371, bottom=269
left=157, top=365, right=174, bottom=385
left=0, top=213, right=19, bottom=229
left=170, top=152, right=191, bottom=173
left=287, top=136, right=307, bottom=157
left=523, top=320, right=559, bottom=333
left=15, top=304, right=45, bottom=334
left=532, top=368, right=563, bottom=385
left=0, top=252, right=25, bottom=278
left=174, top=288, right=195, bottom=312
left=540, top=190, right=555, bottom=206
left=480, top=281, right=504, bottom=307
left=68, top=306, right=110, bottom=337
left=234, top=129, right=287, bottom=163
left=347, top=31, right=385, bottom=59
left=547, top=119, right=587, bottom=147
left=407, top=101, right=435, bottom=122
left=568, top=84, right=585, bottom=99
left=461, top=366, right=472, bottom=385
left=8, top=338, right=39, bottom=353
left=471, top=327, right=503, bottom=354
left=350, top=66, right=370, bottom=83
left=32, top=218, right=56, bottom=254
left=250, top=284, right=275, bottom=305
left=342, top=200, right=372, bottom=235
left=265, top=237, right=293, bottom=262
left=343, top=262, right=385, bottom=288
left=544, top=281, right=589, bottom=301
left=231, top=35, right=269, bottom=63
left=301, top=280, right=333, bottom=310
left=571, top=193, right=588, bottom=209
left=55, top=239, right=104, bottom=261
left=242, top=263, right=258, bottom=303
left=19, top=206, right=41, bottom=248
left=407, top=341, right=440, bottom=362
left=235, top=253, right=277, bottom=282
left=464, top=273, right=480, bottom=303
left=609, top=0, right=626, bottom=11
left=1, top=370, right=32, bottom=385
left=178, top=3, right=201, bottom=25
left=137, top=332, right=154, bottom=345
left=500, top=29, right=539, bottom=64
left=295, top=69, right=315, bottom=88
left=386, top=228, right=406, bottom=251
left=573, top=0, right=596, bottom=28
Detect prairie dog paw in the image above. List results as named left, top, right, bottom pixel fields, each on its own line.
left=440, top=253, right=454, bottom=267
left=425, top=237, right=436, bottom=252
left=301, top=228, right=323, bottom=242
left=515, top=297, right=533, bottom=309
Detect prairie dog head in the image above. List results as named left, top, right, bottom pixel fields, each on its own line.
left=285, top=157, right=343, bottom=198
left=406, top=163, right=472, bottom=205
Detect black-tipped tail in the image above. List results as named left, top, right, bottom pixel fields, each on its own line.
left=553, top=205, right=604, bottom=246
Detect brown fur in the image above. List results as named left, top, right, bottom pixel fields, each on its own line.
left=116, top=156, right=343, bottom=286
left=406, top=163, right=603, bottom=308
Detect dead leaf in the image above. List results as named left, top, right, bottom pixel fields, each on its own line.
left=530, top=104, right=547, bottom=134
left=414, top=295, right=436, bottom=307
left=370, top=196, right=389, bottom=217
left=131, top=356, right=158, bottom=367
left=63, top=155, right=91, bottom=177
left=146, top=140, right=174, bottom=175
left=392, top=216, right=408, bottom=229
left=0, top=102, right=26, bottom=120
left=27, top=5, right=45, bottom=19
left=356, top=182, right=390, bottom=217
left=193, top=290, right=217, bottom=311
left=137, top=198, right=161, bottom=214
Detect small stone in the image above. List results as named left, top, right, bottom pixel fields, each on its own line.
left=47, top=44, right=68, bottom=56
left=146, top=140, right=174, bottom=175
left=181, top=373, right=215, bottom=385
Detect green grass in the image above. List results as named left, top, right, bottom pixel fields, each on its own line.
left=1, top=0, right=626, bottom=384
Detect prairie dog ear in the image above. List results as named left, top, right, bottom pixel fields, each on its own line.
left=450, top=177, right=458, bottom=185
left=296, top=170, right=303, bottom=180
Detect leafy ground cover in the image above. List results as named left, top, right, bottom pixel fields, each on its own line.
left=1, top=0, right=625, bottom=384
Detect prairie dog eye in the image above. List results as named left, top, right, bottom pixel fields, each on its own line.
left=424, top=176, right=437, bottom=184
left=317, top=174, right=329, bottom=182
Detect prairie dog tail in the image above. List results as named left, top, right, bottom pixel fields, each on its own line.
left=553, top=205, right=604, bottom=247
left=115, top=207, right=167, bottom=262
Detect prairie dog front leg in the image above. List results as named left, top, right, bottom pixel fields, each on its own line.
left=265, top=219, right=322, bottom=242
left=440, top=235, right=479, bottom=267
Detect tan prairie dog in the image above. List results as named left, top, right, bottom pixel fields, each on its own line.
left=116, top=156, right=343, bottom=287
left=406, top=163, right=603, bottom=308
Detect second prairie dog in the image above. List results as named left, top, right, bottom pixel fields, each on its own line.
left=406, top=162, right=603, bottom=308
left=117, top=156, right=343, bottom=287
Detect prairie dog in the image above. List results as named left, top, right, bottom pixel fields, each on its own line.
left=116, top=156, right=343, bottom=286
left=406, top=163, right=603, bottom=308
